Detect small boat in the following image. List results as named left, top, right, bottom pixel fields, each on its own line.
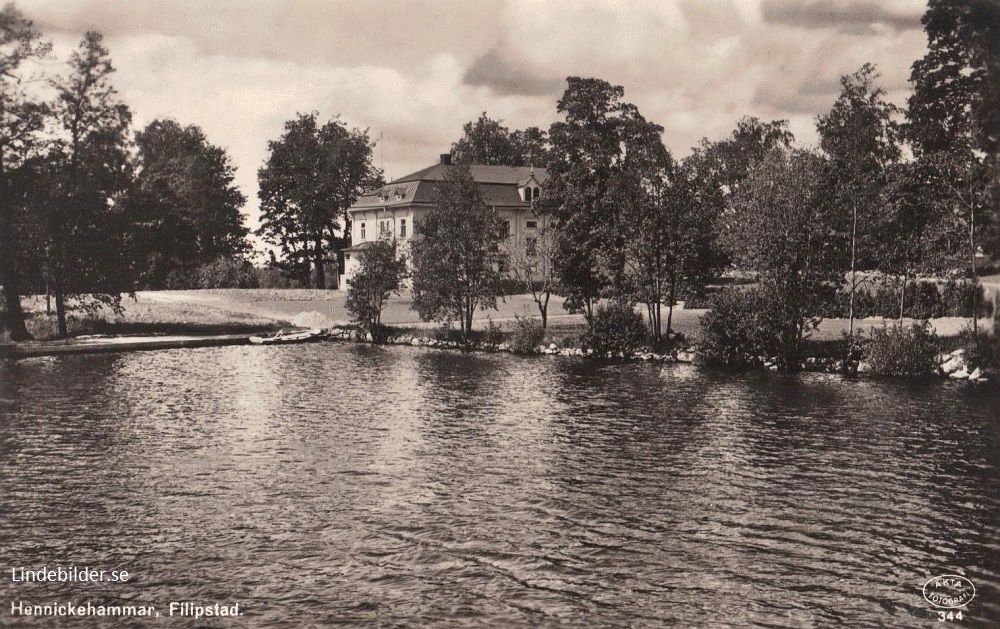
left=249, top=328, right=326, bottom=345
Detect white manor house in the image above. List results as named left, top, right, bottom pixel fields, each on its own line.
left=341, top=154, right=548, bottom=287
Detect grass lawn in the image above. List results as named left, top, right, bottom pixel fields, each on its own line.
left=15, top=288, right=993, bottom=343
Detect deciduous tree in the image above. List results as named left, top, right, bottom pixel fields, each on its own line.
left=450, top=112, right=549, bottom=167
left=47, top=30, right=133, bottom=337
left=905, top=0, right=1000, bottom=158
left=502, top=214, right=557, bottom=328
left=345, top=237, right=406, bottom=342
left=257, top=112, right=381, bottom=288
left=625, top=157, right=718, bottom=341
left=0, top=5, right=49, bottom=340
left=410, top=165, right=502, bottom=340
left=542, top=77, right=640, bottom=322
left=722, top=148, right=843, bottom=368
left=129, top=119, right=249, bottom=288
left=679, top=117, right=794, bottom=271
left=816, top=63, right=900, bottom=338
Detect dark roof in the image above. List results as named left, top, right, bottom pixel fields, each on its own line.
left=350, top=163, right=547, bottom=211
left=396, top=163, right=547, bottom=185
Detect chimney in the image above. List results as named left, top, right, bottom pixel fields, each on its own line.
left=440, top=153, right=452, bottom=165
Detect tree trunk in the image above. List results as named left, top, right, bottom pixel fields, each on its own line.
left=970, top=201, right=977, bottom=334
left=55, top=278, right=67, bottom=338
left=314, top=237, right=325, bottom=289
left=665, top=280, right=676, bottom=338
left=898, top=272, right=906, bottom=323
left=1, top=280, right=31, bottom=341
left=538, top=290, right=549, bottom=329
left=848, top=202, right=858, bottom=341
left=0, top=175, right=32, bottom=341
left=463, top=298, right=474, bottom=343
left=331, top=244, right=341, bottom=290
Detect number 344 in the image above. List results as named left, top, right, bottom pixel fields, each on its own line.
left=938, top=611, right=964, bottom=621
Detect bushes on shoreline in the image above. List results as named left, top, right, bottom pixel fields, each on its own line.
left=509, top=316, right=545, bottom=353
left=697, top=287, right=787, bottom=369
left=582, top=302, right=649, bottom=357
left=862, top=321, right=940, bottom=377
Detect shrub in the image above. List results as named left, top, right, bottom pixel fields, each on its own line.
left=957, top=326, right=998, bottom=372
left=432, top=321, right=462, bottom=343
left=509, top=315, right=545, bottom=353
left=942, top=278, right=992, bottom=318
left=818, top=278, right=994, bottom=320
left=197, top=257, right=259, bottom=289
left=583, top=301, right=648, bottom=358
left=555, top=333, right=581, bottom=349
left=255, top=267, right=297, bottom=289
left=698, top=286, right=783, bottom=368
left=483, top=317, right=504, bottom=346
left=862, top=321, right=939, bottom=377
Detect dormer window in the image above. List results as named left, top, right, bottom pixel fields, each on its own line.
left=520, top=181, right=541, bottom=202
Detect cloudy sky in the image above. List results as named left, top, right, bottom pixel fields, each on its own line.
left=18, top=0, right=929, bottom=246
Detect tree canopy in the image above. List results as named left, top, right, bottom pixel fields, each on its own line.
left=410, top=165, right=502, bottom=339
left=0, top=4, right=50, bottom=340
left=721, top=148, right=842, bottom=366
left=46, top=30, right=134, bottom=336
left=129, top=119, right=248, bottom=288
left=450, top=112, right=549, bottom=167
left=257, top=112, right=381, bottom=288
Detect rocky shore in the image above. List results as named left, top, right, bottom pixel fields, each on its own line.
left=321, top=327, right=995, bottom=383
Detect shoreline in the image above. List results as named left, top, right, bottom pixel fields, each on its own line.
left=4, top=289, right=994, bottom=383
left=5, top=323, right=993, bottom=386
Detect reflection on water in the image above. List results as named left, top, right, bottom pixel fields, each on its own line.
left=1, top=345, right=998, bottom=627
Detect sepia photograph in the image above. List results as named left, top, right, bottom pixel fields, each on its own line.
left=1, top=0, right=998, bottom=626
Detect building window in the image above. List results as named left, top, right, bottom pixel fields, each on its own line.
left=360, top=222, right=366, bottom=240
left=526, top=220, right=537, bottom=229
left=534, top=186, right=540, bottom=199
left=400, top=219, right=407, bottom=238
left=345, top=254, right=351, bottom=261
left=379, top=220, right=390, bottom=236
left=525, top=237, right=537, bottom=257
left=524, top=187, right=533, bottom=202
left=500, top=220, right=511, bottom=239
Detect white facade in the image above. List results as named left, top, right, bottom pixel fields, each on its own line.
left=341, top=159, right=549, bottom=288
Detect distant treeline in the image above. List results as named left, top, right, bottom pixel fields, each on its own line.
left=0, top=8, right=252, bottom=339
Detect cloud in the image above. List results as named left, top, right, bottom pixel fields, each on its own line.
left=463, top=44, right=562, bottom=96
left=23, top=0, right=507, bottom=71
left=14, top=0, right=930, bottom=250
left=761, top=0, right=923, bottom=33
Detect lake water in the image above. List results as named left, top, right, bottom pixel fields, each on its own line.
left=1, top=344, right=998, bottom=627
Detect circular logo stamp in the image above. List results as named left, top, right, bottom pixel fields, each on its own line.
left=923, top=575, right=976, bottom=609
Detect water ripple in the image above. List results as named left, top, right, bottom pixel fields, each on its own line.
left=1, top=345, right=998, bottom=627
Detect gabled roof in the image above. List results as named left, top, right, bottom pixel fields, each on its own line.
left=350, top=162, right=549, bottom=211
left=395, top=163, right=548, bottom=185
